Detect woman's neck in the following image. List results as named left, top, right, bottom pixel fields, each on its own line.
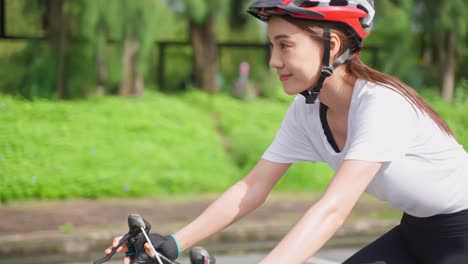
left=317, top=68, right=356, bottom=115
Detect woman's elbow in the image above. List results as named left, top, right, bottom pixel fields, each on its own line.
left=319, top=198, right=351, bottom=228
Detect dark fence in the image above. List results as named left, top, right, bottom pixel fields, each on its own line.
left=157, top=41, right=271, bottom=89
left=0, top=0, right=4, bottom=38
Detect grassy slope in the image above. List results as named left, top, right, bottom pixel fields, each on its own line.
left=0, top=93, right=239, bottom=201
left=0, top=91, right=466, bottom=201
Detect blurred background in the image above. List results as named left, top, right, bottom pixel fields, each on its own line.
left=1, top=0, right=467, bottom=202
left=0, top=0, right=467, bottom=219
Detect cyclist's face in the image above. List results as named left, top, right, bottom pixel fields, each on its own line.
left=267, top=16, right=323, bottom=95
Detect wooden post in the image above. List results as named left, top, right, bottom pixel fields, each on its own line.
left=0, top=0, right=5, bottom=38
left=157, top=42, right=166, bottom=90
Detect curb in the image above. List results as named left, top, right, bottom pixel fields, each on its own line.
left=0, top=219, right=398, bottom=264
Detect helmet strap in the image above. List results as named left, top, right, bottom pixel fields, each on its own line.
left=300, top=25, right=358, bottom=104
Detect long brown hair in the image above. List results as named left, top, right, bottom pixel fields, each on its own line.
left=281, top=16, right=454, bottom=137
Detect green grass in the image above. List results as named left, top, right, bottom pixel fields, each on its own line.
left=0, top=89, right=467, bottom=202
left=182, top=91, right=335, bottom=191
left=0, top=93, right=240, bottom=201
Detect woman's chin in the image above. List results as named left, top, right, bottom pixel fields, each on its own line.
left=283, top=86, right=304, bottom=95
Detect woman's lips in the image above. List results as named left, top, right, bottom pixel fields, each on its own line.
left=279, top=74, right=292, bottom=81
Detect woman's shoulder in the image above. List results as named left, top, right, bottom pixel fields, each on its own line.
left=353, top=79, right=411, bottom=107
left=355, top=79, right=399, bottom=96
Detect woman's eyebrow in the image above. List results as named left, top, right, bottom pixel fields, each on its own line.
left=273, top=34, right=291, bottom=40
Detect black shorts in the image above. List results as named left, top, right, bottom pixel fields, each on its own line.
left=343, top=209, right=468, bottom=264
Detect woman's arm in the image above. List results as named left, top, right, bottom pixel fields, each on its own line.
left=260, top=160, right=382, bottom=264
left=174, top=159, right=291, bottom=251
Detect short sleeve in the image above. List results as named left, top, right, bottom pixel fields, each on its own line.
left=262, top=97, right=320, bottom=163
left=345, top=88, right=418, bottom=162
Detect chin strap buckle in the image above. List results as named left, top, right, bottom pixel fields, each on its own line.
left=321, top=66, right=333, bottom=77
left=301, top=67, right=334, bottom=104
left=301, top=90, right=319, bottom=104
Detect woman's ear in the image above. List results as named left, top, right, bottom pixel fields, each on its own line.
left=329, top=32, right=342, bottom=62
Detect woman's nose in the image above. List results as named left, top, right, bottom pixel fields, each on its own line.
left=269, top=49, right=283, bottom=69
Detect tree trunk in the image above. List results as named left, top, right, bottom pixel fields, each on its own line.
left=189, top=13, right=219, bottom=93
left=440, top=30, right=456, bottom=102
left=95, top=24, right=108, bottom=96
left=47, top=0, right=67, bottom=99
left=95, top=51, right=107, bottom=96
left=119, top=38, right=142, bottom=96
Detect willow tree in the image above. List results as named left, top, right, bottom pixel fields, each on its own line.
left=78, top=0, right=173, bottom=96
left=114, top=0, right=156, bottom=96
left=78, top=0, right=110, bottom=95
left=418, top=0, right=468, bottom=101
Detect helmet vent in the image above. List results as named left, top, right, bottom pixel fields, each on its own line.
left=298, top=1, right=320, bottom=8
left=356, top=4, right=369, bottom=13
left=329, top=0, right=348, bottom=6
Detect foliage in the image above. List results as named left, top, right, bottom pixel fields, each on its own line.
left=0, top=42, right=57, bottom=98
left=5, top=0, right=45, bottom=37
left=0, top=0, right=179, bottom=98
left=416, top=0, right=468, bottom=98
left=169, top=0, right=222, bottom=24
left=417, top=82, right=468, bottom=148
left=1, top=0, right=467, bottom=99
left=419, top=0, right=468, bottom=56
left=365, top=0, right=424, bottom=87
left=454, top=79, right=468, bottom=104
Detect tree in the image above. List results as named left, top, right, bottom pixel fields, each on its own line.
left=168, top=0, right=223, bottom=93
left=372, top=0, right=418, bottom=82
left=46, top=0, right=68, bottom=99
left=418, top=0, right=468, bottom=101
left=166, top=0, right=254, bottom=93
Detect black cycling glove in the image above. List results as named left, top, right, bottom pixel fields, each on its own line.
left=128, top=233, right=180, bottom=264
left=148, top=233, right=180, bottom=260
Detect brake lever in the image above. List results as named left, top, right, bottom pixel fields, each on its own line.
left=94, top=214, right=153, bottom=264
left=94, top=233, right=132, bottom=264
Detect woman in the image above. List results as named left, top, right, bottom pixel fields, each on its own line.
left=106, top=1, right=468, bottom=263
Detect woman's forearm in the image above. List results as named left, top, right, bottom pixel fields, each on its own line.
left=173, top=179, right=268, bottom=251
left=260, top=201, right=347, bottom=264
left=260, top=161, right=382, bottom=263
left=172, top=159, right=291, bottom=253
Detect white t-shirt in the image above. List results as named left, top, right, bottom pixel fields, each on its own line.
left=262, top=79, right=468, bottom=217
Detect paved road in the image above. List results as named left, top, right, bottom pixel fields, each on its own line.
left=74, top=248, right=358, bottom=264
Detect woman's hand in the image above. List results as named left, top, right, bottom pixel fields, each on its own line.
left=105, top=235, right=127, bottom=254
left=104, top=233, right=179, bottom=264
left=104, top=235, right=133, bottom=264
left=146, top=234, right=180, bottom=260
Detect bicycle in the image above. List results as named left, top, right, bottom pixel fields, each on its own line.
left=94, top=214, right=215, bottom=264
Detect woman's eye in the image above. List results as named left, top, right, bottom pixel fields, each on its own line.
left=269, top=42, right=290, bottom=50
